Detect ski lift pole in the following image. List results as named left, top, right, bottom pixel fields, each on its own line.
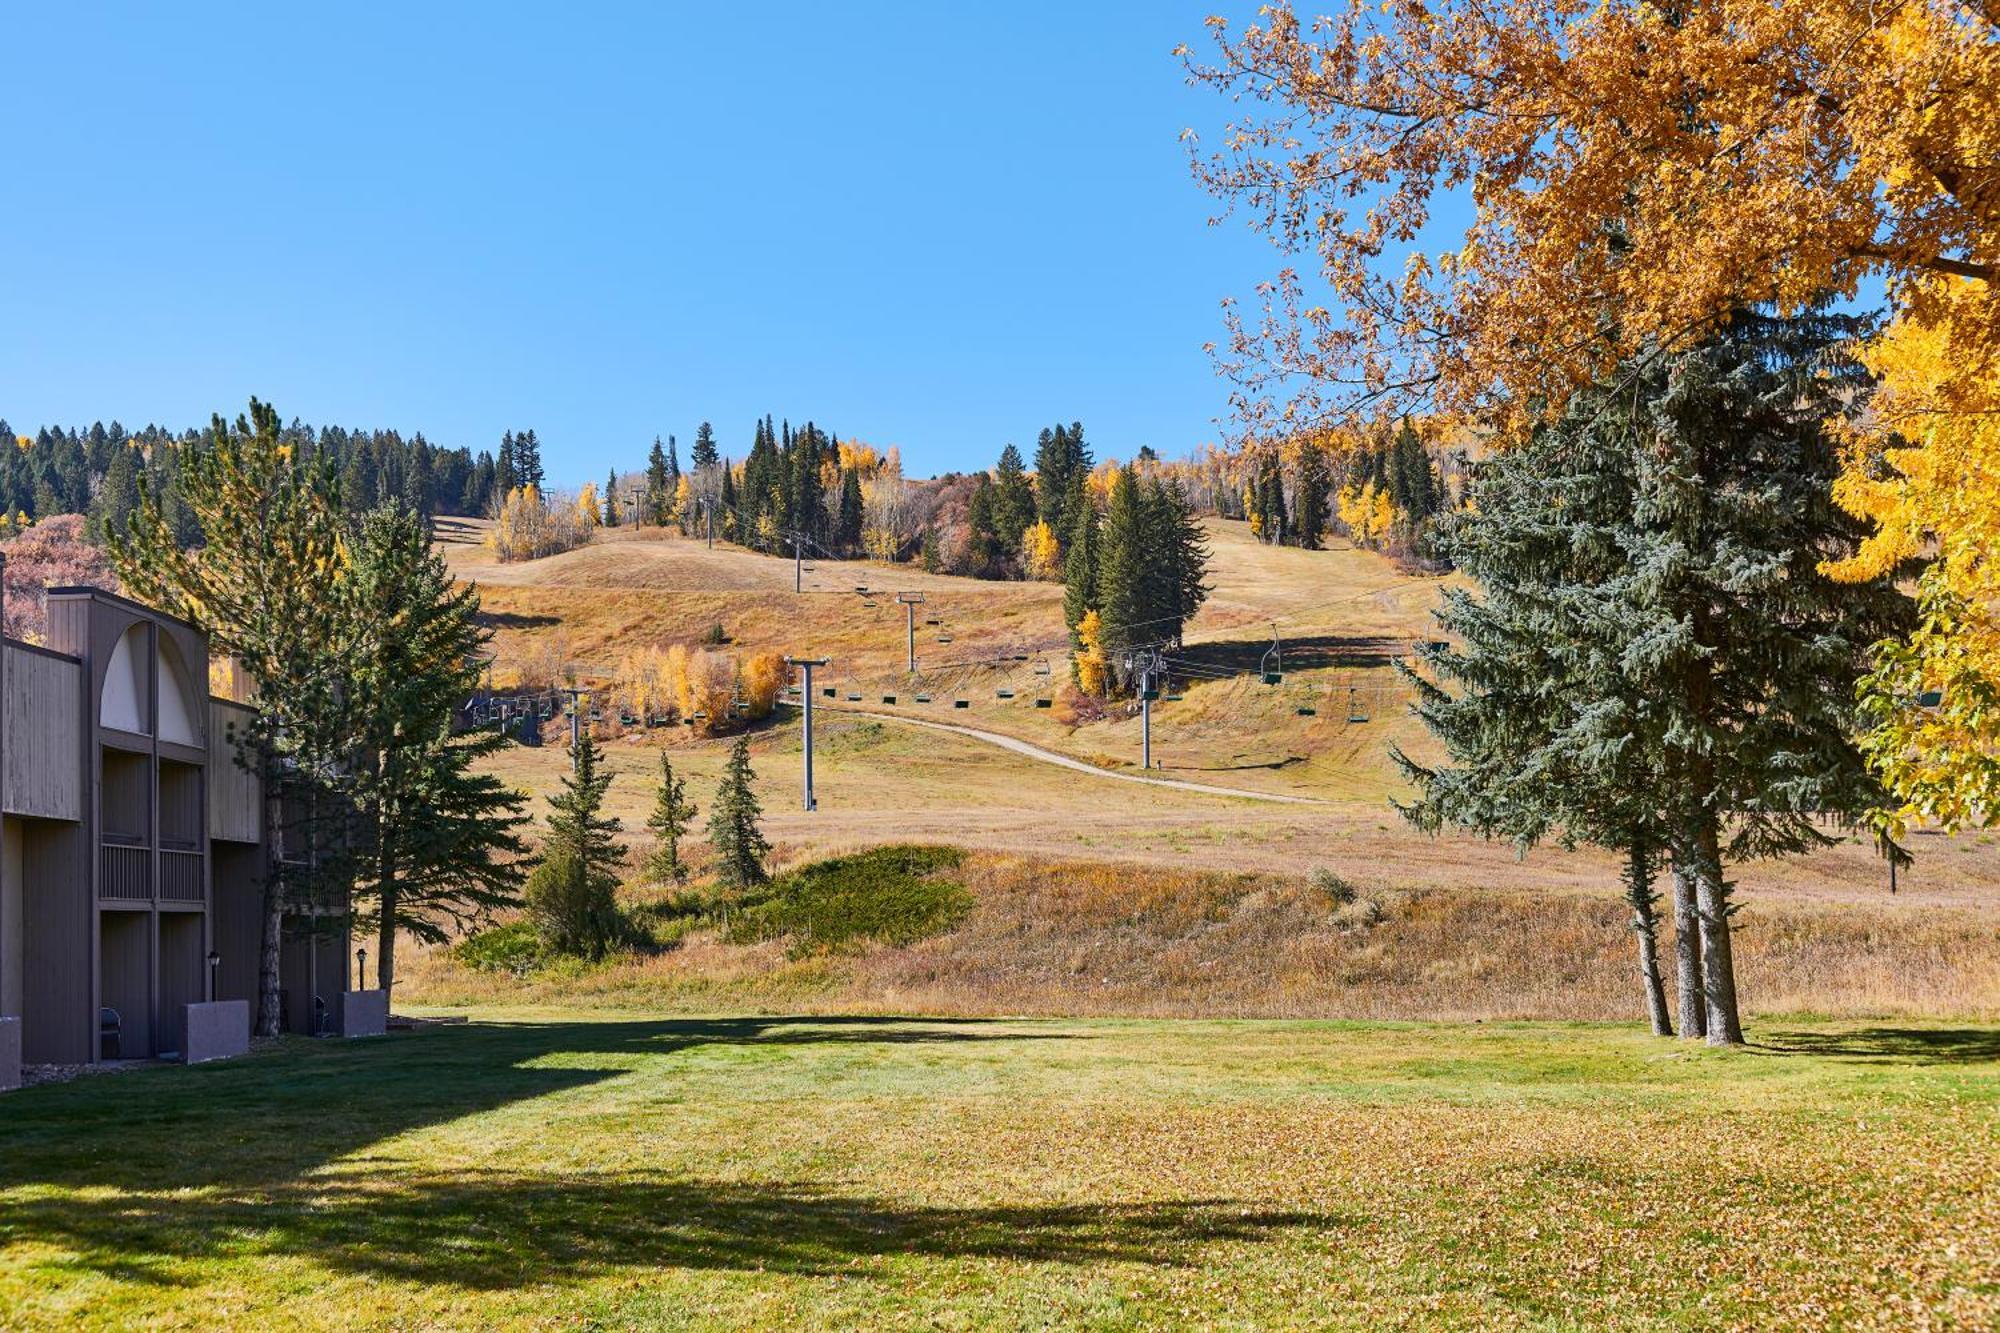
left=896, top=591, right=926, bottom=674
left=560, top=686, right=589, bottom=770
left=785, top=657, right=830, bottom=811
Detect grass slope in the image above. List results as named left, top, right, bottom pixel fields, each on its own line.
left=1, top=1015, right=1993, bottom=1328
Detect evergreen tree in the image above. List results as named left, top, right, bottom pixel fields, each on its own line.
left=603, top=468, right=621, bottom=525
left=645, top=751, right=697, bottom=882
left=690, top=421, right=719, bottom=471
left=837, top=467, right=864, bottom=553
left=514, top=429, right=544, bottom=492
left=530, top=730, right=625, bottom=959
left=964, top=473, right=1004, bottom=575
left=496, top=431, right=518, bottom=497
left=994, top=443, right=1036, bottom=551
left=346, top=504, right=529, bottom=991
left=90, top=441, right=141, bottom=542
left=1033, top=421, right=1091, bottom=534
left=1094, top=464, right=1148, bottom=685
left=1295, top=446, right=1331, bottom=549
left=1397, top=311, right=1912, bottom=1045
left=646, top=437, right=670, bottom=525
left=707, top=735, right=770, bottom=888
left=110, top=399, right=355, bottom=1037
left=790, top=421, right=824, bottom=544
left=1062, top=483, right=1101, bottom=665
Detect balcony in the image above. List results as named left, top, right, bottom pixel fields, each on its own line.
left=99, top=843, right=151, bottom=901
left=160, top=848, right=204, bottom=903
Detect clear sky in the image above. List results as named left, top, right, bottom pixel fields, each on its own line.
left=0, top=3, right=1277, bottom=484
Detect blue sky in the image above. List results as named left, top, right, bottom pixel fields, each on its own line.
left=0, top=3, right=1281, bottom=483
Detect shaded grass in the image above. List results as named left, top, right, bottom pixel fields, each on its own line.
left=0, top=1015, right=1994, bottom=1328
left=726, top=844, right=970, bottom=955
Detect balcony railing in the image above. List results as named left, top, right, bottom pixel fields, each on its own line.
left=160, top=849, right=204, bottom=902
left=99, top=844, right=151, bottom=900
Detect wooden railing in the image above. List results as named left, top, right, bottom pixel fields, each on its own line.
left=99, top=843, right=151, bottom=900
left=159, top=849, right=204, bottom=903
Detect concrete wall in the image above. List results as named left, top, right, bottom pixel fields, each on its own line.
left=2, top=645, right=82, bottom=821
left=340, top=988, right=388, bottom=1038
left=180, top=1000, right=248, bottom=1064
left=0, top=1016, right=18, bottom=1091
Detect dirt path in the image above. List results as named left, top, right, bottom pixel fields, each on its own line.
left=822, top=707, right=1329, bottom=806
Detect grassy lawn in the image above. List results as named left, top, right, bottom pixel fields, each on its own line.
left=1, top=1016, right=1995, bottom=1329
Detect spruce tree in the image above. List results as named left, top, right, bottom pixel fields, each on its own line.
left=707, top=735, right=770, bottom=888
left=994, top=443, right=1036, bottom=552
left=531, top=730, right=626, bottom=959
left=1295, top=445, right=1331, bottom=549
left=91, top=441, right=141, bottom=542
left=1094, top=464, right=1147, bottom=686
left=1062, top=481, right=1100, bottom=659
left=646, top=437, right=670, bottom=524
left=1398, top=311, right=1912, bottom=1045
left=837, top=467, right=864, bottom=553
left=690, top=421, right=719, bottom=471
left=347, top=504, right=529, bottom=990
left=514, top=429, right=545, bottom=492
left=646, top=751, right=698, bottom=882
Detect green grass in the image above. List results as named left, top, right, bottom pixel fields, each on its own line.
left=727, top=844, right=971, bottom=955
left=0, top=1016, right=1994, bottom=1329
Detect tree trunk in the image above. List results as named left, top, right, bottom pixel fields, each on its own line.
left=1693, top=821, right=1745, bottom=1046
left=376, top=874, right=398, bottom=997
left=1672, top=862, right=1705, bottom=1041
left=1625, top=839, right=1672, bottom=1037
left=256, top=749, right=287, bottom=1039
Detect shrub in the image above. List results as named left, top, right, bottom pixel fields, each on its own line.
left=728, top=845, right=971, bottom=956
left=700, top=621, right=727, bottom=646
left=524, top=847, right=626, bottom=960
left=453, top=920, right=543, bottom=975
left=1309, top=867, right=1358, bottom=907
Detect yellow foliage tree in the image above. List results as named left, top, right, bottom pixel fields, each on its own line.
left=741, top=651, right=786, bottom=719
left=1074, top=609, right=1110, bottom=696
left=1185, top=2, right=2000, bottom=813
left=1021, top=520, right=1063, bottom=581
left=575, top=482, right=602, bottom=529
left=486, top=485, right=592, bottom=563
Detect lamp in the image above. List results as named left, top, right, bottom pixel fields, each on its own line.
left=206, top=950, right=221, bottom=1002
left=356, top=946, right=368, bottom=992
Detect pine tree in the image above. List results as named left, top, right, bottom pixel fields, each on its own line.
left=837, top=467, right=864, bottom=553
left=645, top=751, right=697, bottom=882
left=603, top=468, right=621, bottom=525
left=707, top=735, right=770, bottom=888
left=964, top=473, right=1003, bottom=576
left=1062, top=482, right=1101, bottom=659
left=109, top=399, right=356, bottom=1037
left=347, top=505, right=529, bottom=990
left=530, top=730, right=626, bottom=959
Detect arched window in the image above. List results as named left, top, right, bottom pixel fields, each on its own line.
left=100, top=625, right=148, bottom=734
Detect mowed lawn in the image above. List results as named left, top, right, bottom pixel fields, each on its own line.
left=1, top=1017, right=1995, bottom=1329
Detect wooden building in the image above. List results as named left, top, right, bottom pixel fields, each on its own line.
left=0, top=581, right=352, bottom=1068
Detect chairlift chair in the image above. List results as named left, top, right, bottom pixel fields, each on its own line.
left=1034, top=697, right=1053, bottom=709
left=882, top=694, right=898, bottom=704
left=953, top=698, right=970, bottom=710
left=937, top=633, right=954, bottom=644
left=996, top=688, right=1015, bottom=700
left=846, top=692, right=862, bottom=702
left=1345, top=687, right=1370, bottom=724
left=914, top=692, right=932, bottom=703
left=823, top=686, right=837, bottom=698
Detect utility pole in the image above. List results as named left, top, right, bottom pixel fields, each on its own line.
left=1126, top=648, right=1162, bottom=770
left=560, top=686, right=588, bottom=769
left=784, top=657, right=830, bottom=811
left=896, top=591, right=926, bottom=674
left=794, top=531, right=804, bottom=593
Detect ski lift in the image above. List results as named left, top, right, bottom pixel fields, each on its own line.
left=1033, top=658, right=1052, bottom=676
left=823, top=686, right=837, bottom=698
left=1260, top=624, right=1284, bottom=685
left=925, top=617, right=941, bottom=626
left=914, top=692, right=932, bottom=703
left=937, top=633, right=954, bottom=644
left=862, top=599, right=878, bottom=609
left=1165, top=691, right=1185, bottom=702
left=845, top=691, right=862, bottom=702
left=854, top=585, right=870, bottom=595
left=1034, top=697, right=1053, bottom=709
left=953, top=697, right=970, bottom=710
left=1140, top=685, right=1160, bottom=702
left=692, top=710, right=708, bottom=721
left=996, top=688, right=1015, bottom=700
left=882, top=694, right=898, bottom=705
left=1917, top=689, right=1944, bottom=708
left=1296, top=705, right=1318, bottom=717
left=1345, top=687, right=1370, bottom=724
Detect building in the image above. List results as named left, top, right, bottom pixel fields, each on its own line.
left=0, top=579, right=359, bottom=1076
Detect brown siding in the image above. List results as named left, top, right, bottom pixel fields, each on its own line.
left=2, top=646, right=82, bottom=821
left=20, top=820, right=88, bottom=1064
left=207, top=700, right=261, bottom=844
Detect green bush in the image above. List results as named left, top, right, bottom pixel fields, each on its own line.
left=454, top=920, right=543, bottom=974
left=727, top=845, right=971, bottom=956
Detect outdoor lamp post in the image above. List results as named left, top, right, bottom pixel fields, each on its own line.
left=206, top=950, right=221, bottom=1002
left=356, top=946, right=368, bottom=991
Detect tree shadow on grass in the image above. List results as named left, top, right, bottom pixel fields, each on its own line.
left=2, top=1170, right=1328, bottom=1290
left=0, top=1016, right=1085, bottom=1197
left=1757, top=1026, right=2000, bottom=1065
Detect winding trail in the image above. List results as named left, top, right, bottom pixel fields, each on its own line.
left=819, top=707, right=1330, bottom=806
